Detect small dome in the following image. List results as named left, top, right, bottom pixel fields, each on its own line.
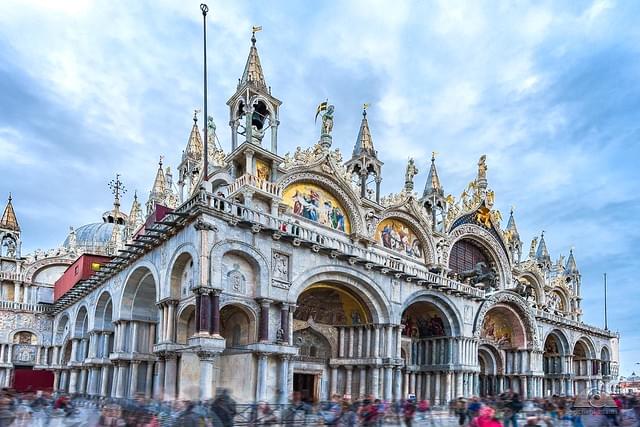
left=63, top=222, right=126, bottom=255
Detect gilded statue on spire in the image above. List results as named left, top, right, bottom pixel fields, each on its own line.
left=477, top=155, right=487, bottom=181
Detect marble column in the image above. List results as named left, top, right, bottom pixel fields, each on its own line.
left=198, top=353, right=218, bottom=401
left=279, top=356, right=290, bottom=405
left=371, top=368, right=380, bottom=399
left=434, top=372, right=441, bottom=405
left=79, top=369, right=88, bottom=394
left=258, top=300, right=272, bottom=342
left=384, top=366, right=393, bottom=400
left=129, top=361, right=139, bottom=397
left=164, top=355, right=177, bottom=400
left=145, top=363, right=154, bottom=399
left=256, top=353, right=269, bottom=401
left=444, top=372, right=451, bottom=402
left=100, top=366, right=110, bottom=397
left=330, top=367, right=338, bottom=396
left=359, top=366, right=367, bottom=398
left=68, top=369, right=78, bottom=393
left=345, top=366, right=353, bottom=397
left=116, top=363, right=127, bottom=398
left=154, top=358, right=165, bottom=400
left=394, top=368, right=403, bottom=400
left=53, top=371, right=60, bottom=391
left=373, top=326, right=380, bottom=358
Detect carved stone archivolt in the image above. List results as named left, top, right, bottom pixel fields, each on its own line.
left=375, top=208, right=436, bottom=265
left=473, top=291, right=540, bottom=350
left=448, top=223, right=512, bottom=288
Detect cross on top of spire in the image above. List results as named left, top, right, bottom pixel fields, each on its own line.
left=109, top=173, right=126, bottom=206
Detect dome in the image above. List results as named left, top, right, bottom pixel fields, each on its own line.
left=63, top=222, right=126, bottom=255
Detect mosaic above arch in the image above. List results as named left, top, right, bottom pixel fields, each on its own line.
left=375, top=218, right=423, bottom=259
left=282, top=182, right=350, bottom=233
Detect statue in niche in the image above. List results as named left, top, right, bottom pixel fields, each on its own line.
left=2, top=236, right=16, bottom=258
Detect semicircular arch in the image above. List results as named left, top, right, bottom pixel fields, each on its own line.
left=278, top=172, right=365, bottom=235
left=447, top=223, right=511, bottom=288
left=401, top=290, right=464, bottom=336
left=375, top=210, right=436, bottom=264
left=166, top=243, right=199, bottom=300
left=543, top=329, right=571, bottom=355
left=288, top=264, right=391, bottom=324
left=473, top=291, right=540, bottom=349
left=210, top=240, right=270, bottom=297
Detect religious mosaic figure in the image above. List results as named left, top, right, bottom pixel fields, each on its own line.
left=290, top=187, right=345, bottom=231
left=378, top=220, right=422, bottom=258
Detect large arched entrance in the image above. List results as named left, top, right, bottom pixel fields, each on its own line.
left=479, top=304, right=529, bottom=397
left=292, top=282, right=375, bottom=402
left=573, top=338, right=595, bottom=395
left=543, top=331, right=569, bottom=396
left=92, top=292, right=114, bottom=397
left=478, top=344, right=502, bottom=397
left=118, top=267, right=159, bottom=399
left=400, top=298, right=458, bottom=404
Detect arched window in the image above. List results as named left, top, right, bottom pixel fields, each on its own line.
left=449, top=240, right=490, bottom=274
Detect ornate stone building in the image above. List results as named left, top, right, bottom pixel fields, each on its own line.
left=0, top=33, right=618, bottom=403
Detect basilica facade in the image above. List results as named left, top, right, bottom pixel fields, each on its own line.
left=0, top=32, right=618, bottom=404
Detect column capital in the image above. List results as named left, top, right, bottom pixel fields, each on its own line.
left=197, top=350, right=221, bottom=361
left=257, top=298, right=274, bottom=306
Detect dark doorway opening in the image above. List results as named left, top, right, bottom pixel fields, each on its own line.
left=13, top=366, right=54, bottom=392
left=293, top=373, right=317, bottom=402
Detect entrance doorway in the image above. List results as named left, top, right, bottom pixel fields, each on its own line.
left=293, top=373, right=318, bottom=402
left=13, top=366, right=54, bottom=392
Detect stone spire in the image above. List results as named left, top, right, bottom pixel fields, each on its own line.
left=352, top=107, right=377, bottom=158
left=127, top=191, right=144, bottom=235
left=227, top=27, right=281, bottom=153
left=423, top=152, right=444, bottom=198
left=565, top=248, right=579, bottom=274
left=147, top=157, right=168, bottom=215
left=505, top=207, right=523, bottom=263
left=345, top=105, right=383, bottom=202
left=536, top=231, right=551, bottom=269
left=240, top=28, right=267, bottom=90
left=506, top=208, right=519, bottom=239
left=0, top=194, right=19, bottom=232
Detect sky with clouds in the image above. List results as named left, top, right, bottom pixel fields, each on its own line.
left=1, top=0, right=638, bottom=375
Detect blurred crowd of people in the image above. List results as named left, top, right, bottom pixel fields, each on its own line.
left=0, top=387, right=639, bottom=426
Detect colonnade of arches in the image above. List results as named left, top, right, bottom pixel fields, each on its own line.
left=42, top=244, right=613, bottom=403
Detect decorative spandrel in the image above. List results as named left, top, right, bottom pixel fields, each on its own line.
left=282, top=183, right=350, bottom=233
left=375, top=218, right=423, bottom=259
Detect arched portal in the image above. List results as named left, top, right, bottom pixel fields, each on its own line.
left=401, top=298, right=458, bottom=403
left=573, top=338, right=596, bottom=395
left=92, top=292, right=115, bottom=396
left=118, top=267, right=159, bottom=399
left=478, top=344, right=503, bottom=397
left=291, top=282, right=377, bottom=402
left=543, top=331, right=569, bottom=396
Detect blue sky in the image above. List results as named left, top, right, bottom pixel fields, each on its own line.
left=1, top=1, right=638, bottom=375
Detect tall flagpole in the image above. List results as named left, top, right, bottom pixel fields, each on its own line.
left=200, top=3, right=209, bottom=182
left=604, top=273, right=608, bottom=330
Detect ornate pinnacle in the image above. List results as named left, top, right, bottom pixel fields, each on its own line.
left=108, top=173, right=126, bottom=209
